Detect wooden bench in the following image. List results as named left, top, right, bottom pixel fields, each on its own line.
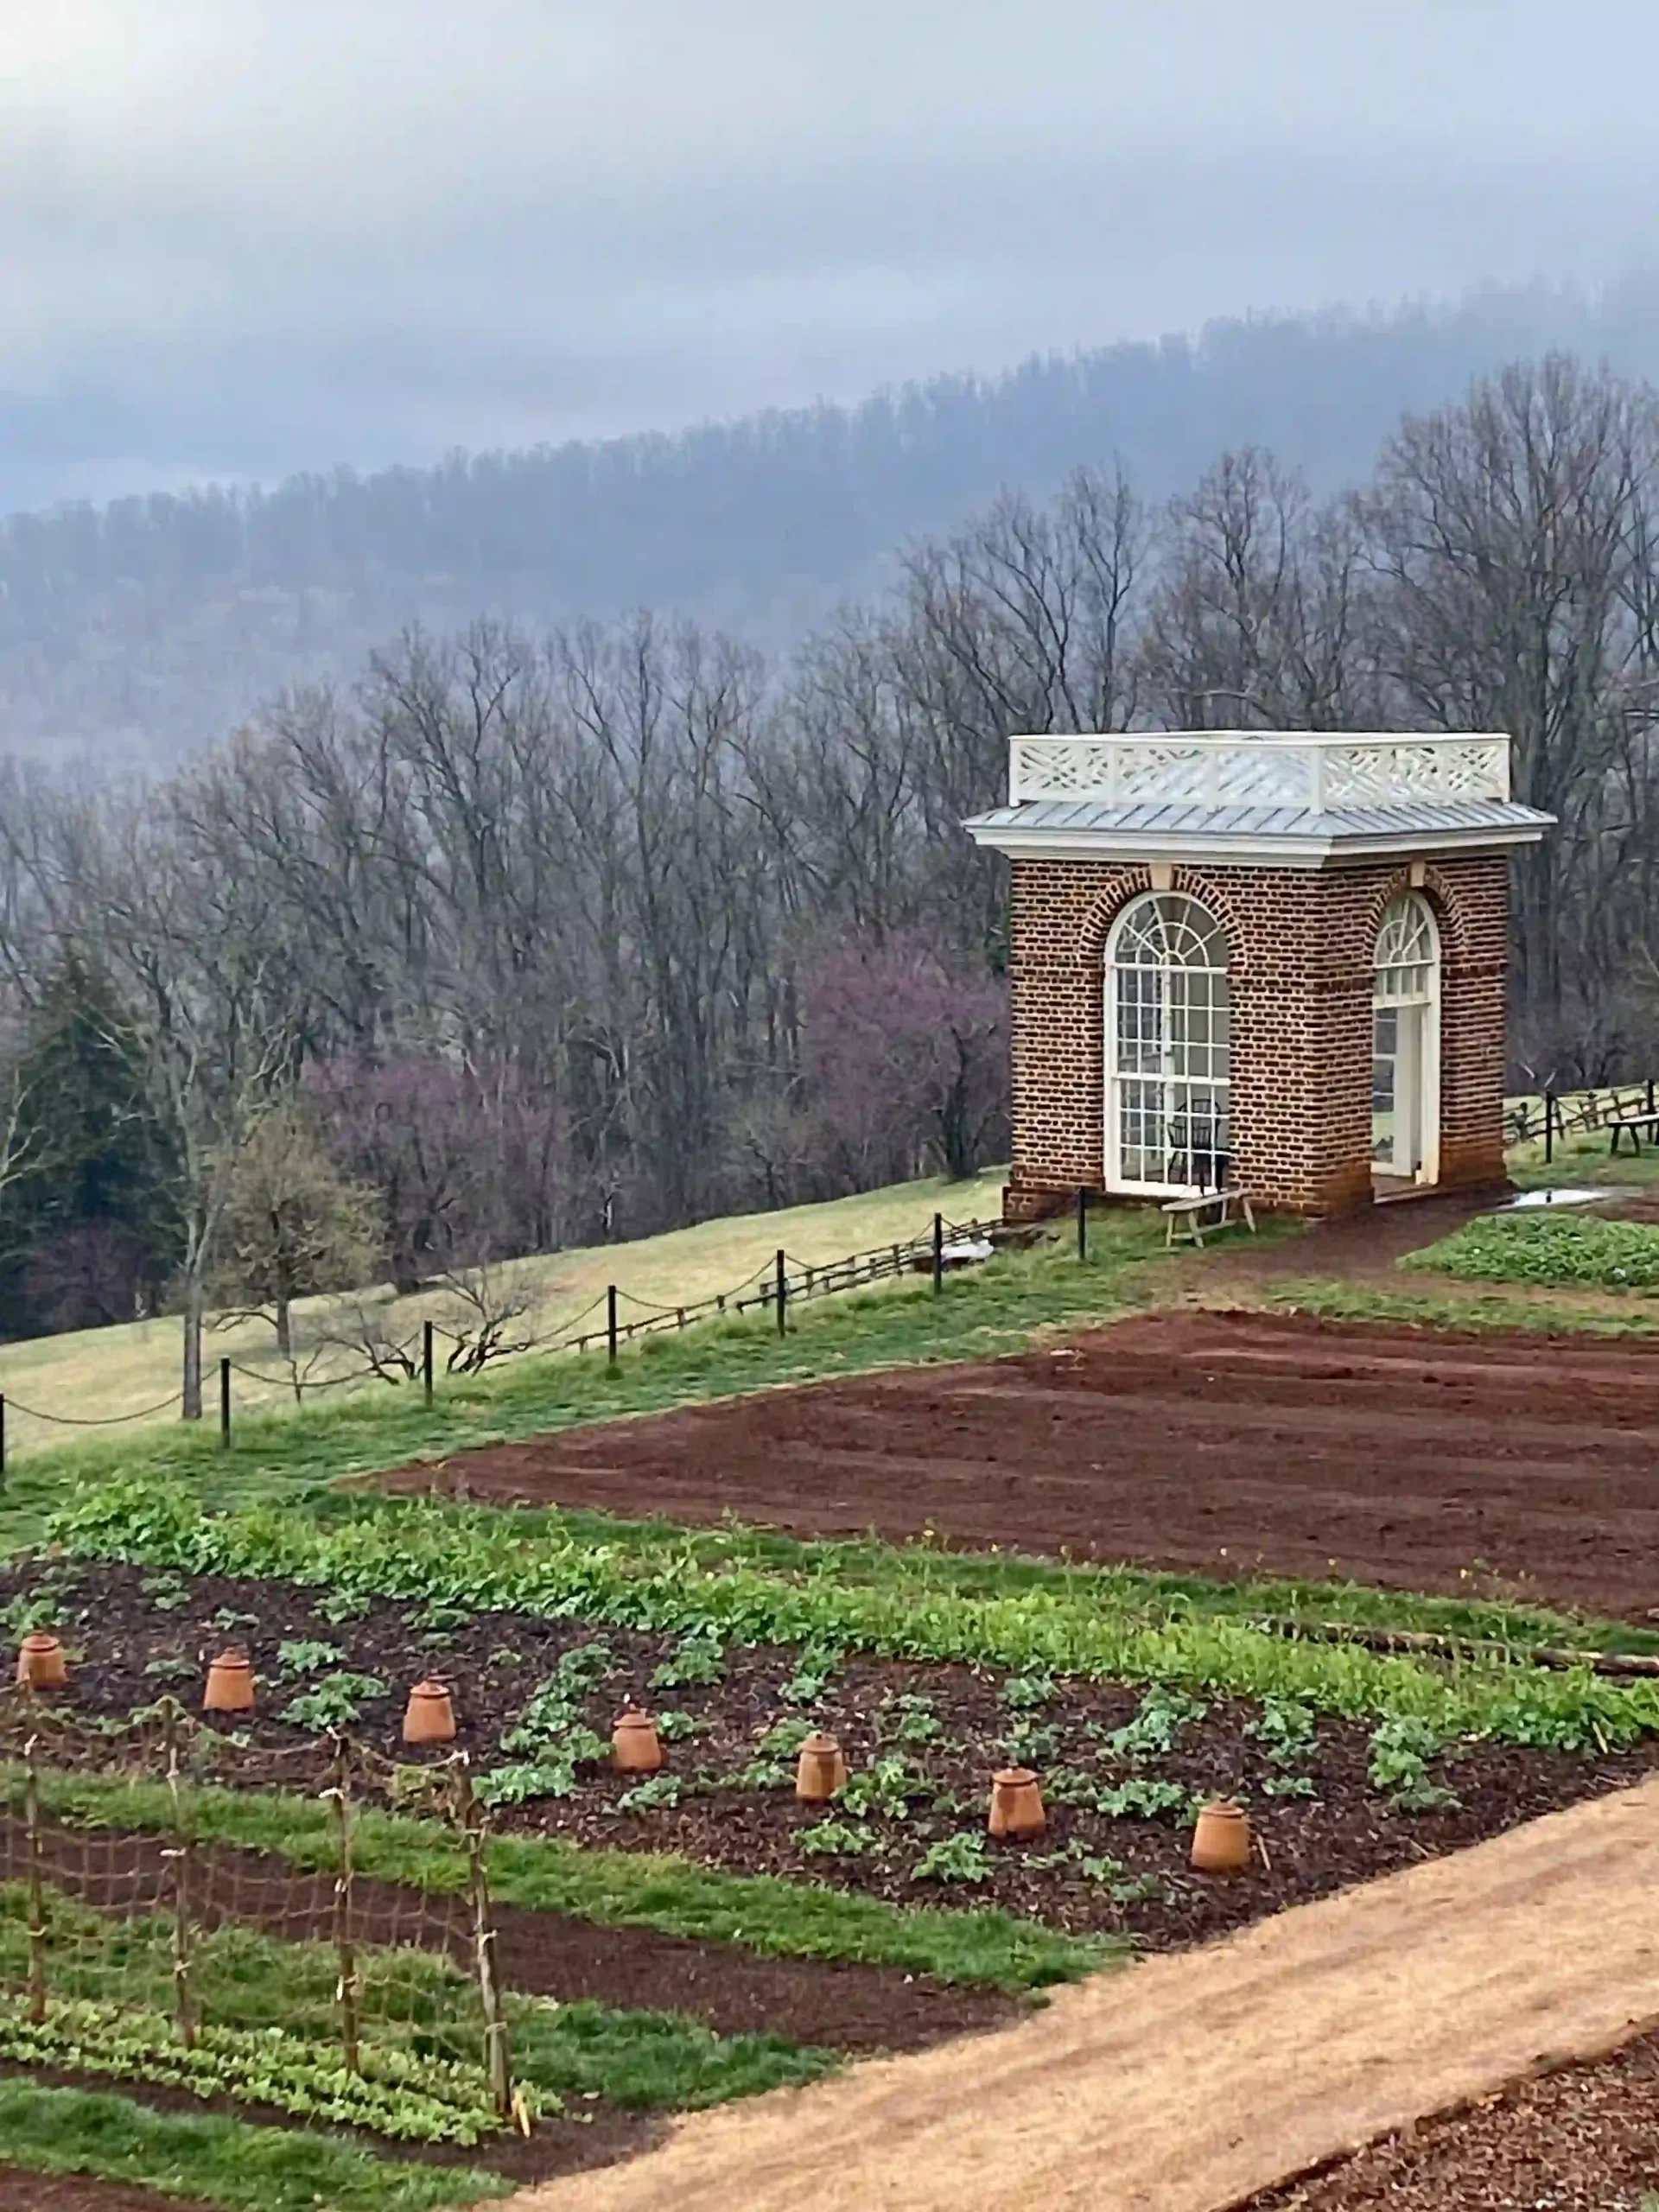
left=1609, top=1112, right=1659, bottom=1155
left=1160, top=1186, right=1256, bottom=1249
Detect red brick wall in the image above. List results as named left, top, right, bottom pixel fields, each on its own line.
left=1004, top=850, right=1510, bottom=1219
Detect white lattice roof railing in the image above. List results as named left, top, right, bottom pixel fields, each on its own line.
left=1007, top=732, right=1512, bottom=810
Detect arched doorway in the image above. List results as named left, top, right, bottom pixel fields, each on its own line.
left=1372, top=892, right=1440, bottom=1187
left=1104, top=893, right=1230, bottom=1194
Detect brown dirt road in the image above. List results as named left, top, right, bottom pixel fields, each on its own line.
left=504, top=1773, right=1659, bottom=2212
left=394, top=1309, right=1659, bottom=1619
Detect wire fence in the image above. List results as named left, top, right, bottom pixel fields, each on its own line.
left=0, top=1694, right=518, bottom=2142
left=0, top=1209, right=1002, bottom=1461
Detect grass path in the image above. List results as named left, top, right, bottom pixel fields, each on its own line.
left=504, top=1773, right=1659, bottom=2212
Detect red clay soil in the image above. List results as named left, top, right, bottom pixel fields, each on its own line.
left=388, top=1308, right=1659, bottom=1621
left=0, top=2175, right=199, bottom=2212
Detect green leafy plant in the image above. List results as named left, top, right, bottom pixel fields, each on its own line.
left=912, top=1831, right=995, bottom=1884
left=474, top=1759, right=584, bottom=1808
left=318, top=1589, right=371, bottom=1624
left=881, top=1693, right=944, bottom=1745
left=276, top=1638, right=345, bottom=1676
left=1102, top=1685, right=1207, bottom=1762
left=0, top=1996, right=509, bottom=2145
left=782, top=1644, right=842, bottom=1703
left=651, top=1629, right=727, bottom=1689
left=613, top=1774, right=682, bottom=1815
left=1095, top=1777, right=1196, bottom=1822
left=796, top=1819, right=875, bottom=1857
left=1247, top=1695, right=1317, bottom=1765
left=276, top=1671, right=387, bottom=1731
left=141, top=1656, right=195, bottom=1684
left=1, top=1590, right=60, bottom=1637
left=839, top=1755, right=920, bottom=1821
left=211, top=1606, right=262, bottom=1633
left=655, top=1710, right=707, bottom=1744
left=999, top=1672, right=1058, bottom=1710
left=1367, top=1716, right=1459, bottom=1811
left=137, top=1572, right=190, bottom=1613
left=1001, top=1719, right=1062, bottom=1764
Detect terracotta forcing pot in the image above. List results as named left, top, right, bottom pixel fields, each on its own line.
left=988, top=1766, right=1046, bottom=1840
left=1191, top=1799, right=1253, bottom=1874
left=612, top=1710, right=664, bottom=1774
left=203, top=1650, right=255, bottom=1714
left=794, top=1732, right=849, bottom=1803
left=16, top=1632, right=66, bottom=1690
left=403, top=1679, right=457, bottom=1745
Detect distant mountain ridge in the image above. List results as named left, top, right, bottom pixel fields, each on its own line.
left=6, top=272, right=1659, bottom=764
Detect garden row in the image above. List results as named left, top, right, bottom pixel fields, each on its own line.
left=9, top=1495, right=1658, bottom=1955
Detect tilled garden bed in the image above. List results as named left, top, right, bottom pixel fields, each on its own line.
left=6, top=1559, right=1654, bottom=1955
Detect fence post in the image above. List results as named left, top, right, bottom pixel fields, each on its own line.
left=932, top=1213, right=944, bottom=1296
left=1543, top=1090, right=1554, bottom=1165
left=1, top=1391, right=7, bottom=1489
left=23, top=1734, right=46, bottom=2027
left=775, top=1249, right=787, bottom=1337
left=607, top=1286, right=619, bottom=1368
left=329, top=1741, right=361, bottom=2075
left=423, top=1320, right=435, bottom=1407
left=218, top=1358, right=231, bottom=1451
left=1649, top=1078, right=1655, bottom=1118
left=458, top=1767, right=513, bottom=2121
left=162, top=1701, right=196, bottom=2050
left=1077, top=1185, right=1088, bottom=1264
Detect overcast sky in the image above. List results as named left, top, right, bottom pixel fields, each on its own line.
left=6, top=0, right=1659, bottom=505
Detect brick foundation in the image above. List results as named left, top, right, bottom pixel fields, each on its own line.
left=1004, top=852, right=1510, bottom=1220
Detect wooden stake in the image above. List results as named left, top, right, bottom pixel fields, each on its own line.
left=162, top=1701, right=196, bottom=2049
left=23, top=1736, right=46, bottom=2026
left=329, top=1741, right=361, bottom=2075
left=459, top=1764, right=514, bottom=2121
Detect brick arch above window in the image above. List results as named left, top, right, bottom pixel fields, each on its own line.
left=1073, top=868, right=1243, bottom=971
left=1362, top=867, right=1471, bottom=965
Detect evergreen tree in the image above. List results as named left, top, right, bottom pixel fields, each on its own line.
left=0, top=957, right=180, bottom=1334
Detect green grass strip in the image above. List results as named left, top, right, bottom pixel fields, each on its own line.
left=0, top=1224, right=1166, bottom=1554
left=0, top=2079, right=509, bottom=2210
left=50, top=1479, right=1659, bottom=1752
left=1256, top=1273, right=1659, bottom=1338
left=30, top=1768, right=1105, bottom=1994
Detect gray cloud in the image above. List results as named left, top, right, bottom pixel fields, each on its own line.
left=5, top=0, right=1659, bottom=495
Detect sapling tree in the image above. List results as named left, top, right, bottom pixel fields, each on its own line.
left=209, top=1100, right=384, bottom=1357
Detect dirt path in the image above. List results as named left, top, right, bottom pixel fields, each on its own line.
left=390, top=1308, right=1659, bottom=1618
left=504, top=1773, right=1659, bottom=2212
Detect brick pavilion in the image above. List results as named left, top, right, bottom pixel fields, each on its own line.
left=963, top=732, right=1554, bottom=1219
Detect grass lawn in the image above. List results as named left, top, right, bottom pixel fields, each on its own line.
left=0, top=1167, right=1007, bottom=1457
left=0, top=1206, right=1167, bottom=1552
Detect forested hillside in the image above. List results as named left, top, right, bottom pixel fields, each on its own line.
left=7, top=276, right=1659, bottom=763
left=0, top=353, right=1652, bottom=1360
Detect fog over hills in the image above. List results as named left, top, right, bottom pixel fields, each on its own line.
left=7, top=273, right=1659, bottom=766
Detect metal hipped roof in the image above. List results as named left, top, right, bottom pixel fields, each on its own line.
left=963, top=798, right=1554, bottom=839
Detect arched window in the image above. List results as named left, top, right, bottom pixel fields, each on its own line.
left=1105, top=893, right=1230, bottom=1193
left=1372, top=893, right=1440, bottom=1183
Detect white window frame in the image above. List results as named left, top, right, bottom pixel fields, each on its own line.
left=1103, top=892, right=1231, bottom=1198
left=1372, top=891, right=1441, bottom=1186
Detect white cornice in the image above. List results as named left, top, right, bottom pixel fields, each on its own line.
left=963, top=822, right=1550, bottom=868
